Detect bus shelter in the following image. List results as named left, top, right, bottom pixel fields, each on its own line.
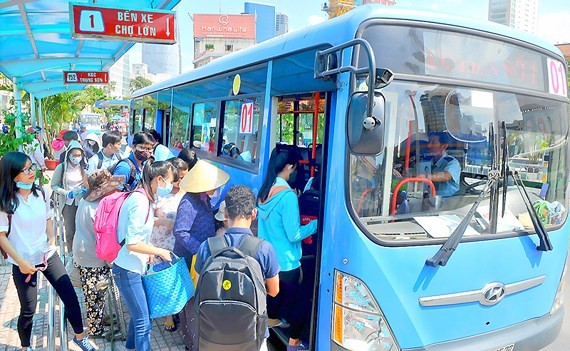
left=0, top=0, right=180, bottom=138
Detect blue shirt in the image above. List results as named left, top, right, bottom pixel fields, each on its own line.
left=173, top=192, right=215, bottom=258
left=112, top=153, right=142, bottom=191
left=194, top=227, right=280, bottom=279
left=431, top=152, right=461, bottom=197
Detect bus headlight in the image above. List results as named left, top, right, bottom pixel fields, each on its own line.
left=333, top=270, right=399, bottom=351
left=551, top=261, right=567, bottom=314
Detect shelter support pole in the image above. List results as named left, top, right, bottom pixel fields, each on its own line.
left=38, top=97, right=45, bottom=153
left=30, top=93, right=36, bottom=127
left=12, top=77, right=23, bottom=147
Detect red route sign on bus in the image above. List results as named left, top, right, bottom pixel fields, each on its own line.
left=64, top=71, right=109, bottom=84
left=70, top=4, right=176, bottom=44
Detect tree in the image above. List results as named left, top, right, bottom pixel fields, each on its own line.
left=40, top=92, right=83, bottom=158
left=130, top=76, right=153, bottom=94
left=0, top=111, right=35, bottom=157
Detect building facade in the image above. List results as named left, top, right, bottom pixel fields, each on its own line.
left=141, top=43, right=181, bottom=78
left=488, top=0, right=538, bottom=34
left=192, top=14, right=256, bottom=68
left=276, top=12, right=289, bottom=36
left=244, top=2, right=276, bottom=43
left=108, top=53, right=131, bottom=99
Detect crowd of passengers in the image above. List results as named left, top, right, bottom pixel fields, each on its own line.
left=0, top=130, right=318, bottom=351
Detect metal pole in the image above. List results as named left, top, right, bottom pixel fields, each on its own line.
left=38, top=97, right=45, bottom=154
left=30, top=93, right=36, bottom=127
left=47, top=196, right=58, bottom=351
left=56, top=196, right=68, bottom=350
left=13, top=77, right=23, bottom=149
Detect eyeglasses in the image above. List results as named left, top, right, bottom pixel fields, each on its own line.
left=21, top=165, right=38, bottom=175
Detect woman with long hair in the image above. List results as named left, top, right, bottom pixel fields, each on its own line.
left=51, top=140, right=89, bottom=252
left=0, top=152, right=95, bottom=351
left=150, top=157, right=189, bottom=332
left=257, top=146, right=318, bottom=351
left=112, top=160, right=174, bottom=351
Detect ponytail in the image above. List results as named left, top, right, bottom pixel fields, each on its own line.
left=257, top=146, right=301, bottom=204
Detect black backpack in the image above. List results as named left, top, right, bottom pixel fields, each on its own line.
left=195, top=235, right=268, bottom=351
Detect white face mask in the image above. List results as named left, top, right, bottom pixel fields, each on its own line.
left=70, top=156, right=82, bottom=165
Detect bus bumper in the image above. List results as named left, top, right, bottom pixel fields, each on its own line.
left=329, top=307, right=563, bottom=351
left=403, top=307, right=564, bottom=351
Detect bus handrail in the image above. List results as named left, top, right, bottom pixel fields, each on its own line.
left=390, top=178, right=436, bottom=216
left=314, top=38, right=377, bottom=118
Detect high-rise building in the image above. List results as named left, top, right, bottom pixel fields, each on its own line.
left=108, top=53, right=131, bottom=99
left=193, top=14, right=256, bottom=68
left=276, top=13, right=289, bottom=36
left=244, top=2, right=276, bottom=43
left=488, top=0, right=538, bottom=34
left=141, top=43, right=181, bottom=78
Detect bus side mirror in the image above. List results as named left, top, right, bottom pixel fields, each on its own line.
left=347, top=91, right=386, bottom=154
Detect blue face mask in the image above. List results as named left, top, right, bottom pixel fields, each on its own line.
left=70, top=156, right=82, bottom=165
left=157, top=181, right=173, bottom=197
left=16, top=181, right=33, bottom=190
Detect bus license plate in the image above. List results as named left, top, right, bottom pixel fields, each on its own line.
left=493, top=344, right=514, bottom=351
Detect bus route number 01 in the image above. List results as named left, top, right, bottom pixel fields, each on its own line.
left=547, top=58, right=568, bottom=97
left=79, top=10, right=105, bottom=33
left=240, top=102, right=254, bottom=135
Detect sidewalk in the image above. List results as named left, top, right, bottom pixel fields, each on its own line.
left=0, top=262, right=187, bottom=350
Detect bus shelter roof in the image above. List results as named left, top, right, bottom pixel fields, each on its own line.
left=0, top=0, right=180, bottom=99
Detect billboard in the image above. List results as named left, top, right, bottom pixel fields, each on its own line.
left=193, top=14, right=255, bottom=39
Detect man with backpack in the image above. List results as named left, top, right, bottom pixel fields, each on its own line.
left=112, top=131, right=155, bottom=190
left=86, top=131, right=123, bottom=174
left=194, top=185, right=280, bottom=351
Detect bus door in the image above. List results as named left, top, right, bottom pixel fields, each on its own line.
left=272, top=92, right=328, bottom=347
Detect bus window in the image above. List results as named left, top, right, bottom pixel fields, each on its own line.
left=171, top=105, right=190, bottom=150
left=191, top=101, right=218, bottom=155
left=349, top=80, right=568, bottom=239
left=144, top=93, right=157, bottom=131
left=220, top=97, right=261, bottom=163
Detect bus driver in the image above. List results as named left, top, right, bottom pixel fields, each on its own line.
left=423, top=133, right=461, bottom=197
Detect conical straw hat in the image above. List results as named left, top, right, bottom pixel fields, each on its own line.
left=180, top=159, right=230, bottom=193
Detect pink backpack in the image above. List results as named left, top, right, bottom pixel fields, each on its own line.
left=94, top=188, right=149, bottom=262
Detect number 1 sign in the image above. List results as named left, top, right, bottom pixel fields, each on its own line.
left=240, top=102, right=254, bottom=135
left=547, top=58, right=568, bottom=97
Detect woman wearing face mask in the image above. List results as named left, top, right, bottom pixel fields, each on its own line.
left=172, top=159, right=229, bottom=351
left=51, top=140, right=89, bottom=253
left=0, top=152, right=96, bottom=351
left=82, top=133, right=100, bottom=159
left=112, top=160, right=174, bottom=351
left=150, top=157, right=189, bottom=332
left=256, top=146, right=318, bottom=351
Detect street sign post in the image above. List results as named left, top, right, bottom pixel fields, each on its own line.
left=70, top=3, right=176, bottom=44
left=63, top=71, right=109, bottom=84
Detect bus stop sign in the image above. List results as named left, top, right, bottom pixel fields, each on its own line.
left=70, top=4, right=176, bottom=44
left=64, top=71, right=109, bottom=84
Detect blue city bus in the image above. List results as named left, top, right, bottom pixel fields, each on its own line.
left=131, top=5, right=568, bottom=351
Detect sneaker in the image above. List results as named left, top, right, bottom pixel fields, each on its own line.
left=267, top=318, right=283, bottom=327
left=286, top=343, right=309, bottom=351
left=73, top=336, right=96, bottom=351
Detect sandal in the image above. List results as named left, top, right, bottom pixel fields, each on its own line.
left=164, top=320, right=177, bottom=332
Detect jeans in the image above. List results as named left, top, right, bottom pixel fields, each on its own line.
left=62, top=204, right=78, bottom=253
left=112, top=264, right=151, bottom=351
left=12, top=253, right=84, bottom=347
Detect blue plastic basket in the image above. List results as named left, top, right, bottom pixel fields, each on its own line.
left=142, top=254, right=194, bottom=319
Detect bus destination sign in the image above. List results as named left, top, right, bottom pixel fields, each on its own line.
left=64, top=71, right=109, bottom=84
left=70, top=4, right=176, bottom=44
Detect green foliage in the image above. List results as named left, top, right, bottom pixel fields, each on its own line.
left=40, top=92, right=83, bottom=158
left=0, top=111, right=36, bottom=157
left=130, top=76, right=153, bottom=94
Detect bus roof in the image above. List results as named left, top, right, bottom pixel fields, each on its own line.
left=132, top=5, right=563, bottom=99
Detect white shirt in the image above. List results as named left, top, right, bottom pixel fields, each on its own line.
left=0, top=190, right=54, bottom=266
left=86, top=151, right=120, bottom=175
left=113, top=191, right=154, bottom=274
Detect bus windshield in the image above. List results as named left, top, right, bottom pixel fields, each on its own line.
left=350, top=49, right=568, bottom=242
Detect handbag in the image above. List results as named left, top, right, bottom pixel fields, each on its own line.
left=142, top=253, right=194, bottom=319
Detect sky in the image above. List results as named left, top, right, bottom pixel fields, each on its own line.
left=129, top=0, right=570, bottom=72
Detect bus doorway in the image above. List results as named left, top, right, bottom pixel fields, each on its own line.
left=269, top=92, right=328, bottom=351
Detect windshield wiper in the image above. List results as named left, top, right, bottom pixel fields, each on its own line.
left=511, top=171, right=553, bottom=251
left=426, top=171, right=499, bottom=267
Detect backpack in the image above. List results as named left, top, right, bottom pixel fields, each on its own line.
left=1, top=186, right=46, bottom=260
left=96, top=151, right=122, bottom=170
left=94, top=188, right=149, bottom=262
left=109, top=157, right=138, bottom=190
left=195, top=235, right=268, bottom=351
